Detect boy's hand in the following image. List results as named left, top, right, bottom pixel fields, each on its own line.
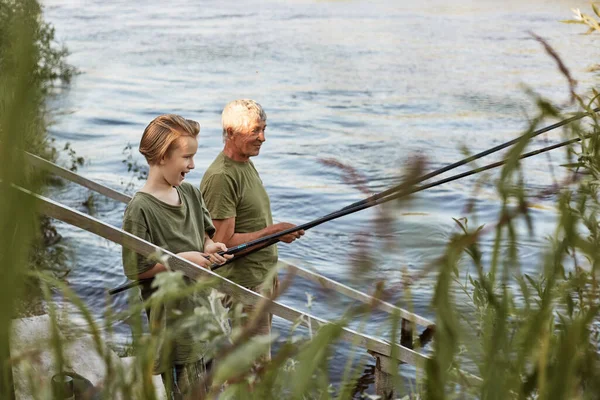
left=177, top=251, right=212, bottom=269
left=201, top=251, right=231, bottom=266
left=203, top=242, right=233, bottom=266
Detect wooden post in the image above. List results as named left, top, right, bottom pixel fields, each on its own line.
left=368, top=350, right=398, bottom=398
left=368, top=318, right=414, bottom=398
left=401, top=318, right=414, bottom=349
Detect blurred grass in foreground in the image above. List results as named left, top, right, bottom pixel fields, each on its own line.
left=2, top=1, right=600, bottom=399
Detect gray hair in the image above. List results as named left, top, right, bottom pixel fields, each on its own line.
left=221, top=99, right=267, bottom=141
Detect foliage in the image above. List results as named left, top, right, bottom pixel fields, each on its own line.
left=0, top=0, right=76, bottom=162
left=0, top=5, right=76, bottom=395
left=0, top=0, right=53, bottom=397
left=3, top=2, right=600, bottom=400
left=121, top=142, right=149, bottom=193
left=1, top=0, right=78, bottom=312
left=562, top=5, right=600, bottom=34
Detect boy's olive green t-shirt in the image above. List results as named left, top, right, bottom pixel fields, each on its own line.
left=121, top=182, right=216, bottom=369
left=200, top=152, right=277, bottom=288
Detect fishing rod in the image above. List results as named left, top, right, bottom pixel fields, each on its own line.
left=210, top=131, right=595, bottom=271
left=213, top=108, right=600, bottom=260
left=110, top=131, right=596, bottom=295
left=334, top=107, right=600, bottom=213
left=109, top=110, right=599, bottom=295
left=207, top=109, right=600, bottom=267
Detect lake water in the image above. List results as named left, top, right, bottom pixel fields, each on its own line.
left=42, top=0, right=600, bottom=388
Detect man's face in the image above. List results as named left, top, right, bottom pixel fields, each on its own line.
left=230, top=119, right=267, bottom=160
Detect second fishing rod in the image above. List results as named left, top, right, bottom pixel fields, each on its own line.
left=110, top=131, right=595, bottom=294
left=109, top=109, right=598, bottom=294
left=215, top=107, right=600, bottom=261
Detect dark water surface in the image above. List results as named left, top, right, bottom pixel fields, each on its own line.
left=42, top=0, right=599, bottom=386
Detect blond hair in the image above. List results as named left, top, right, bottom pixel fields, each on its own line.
left=139, top=114, right=200, bottom=165
left=221, top=99, right=267, bottom=141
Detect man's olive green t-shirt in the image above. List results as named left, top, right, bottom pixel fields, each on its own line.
left=200, top=152, right=277, bottom=288
left=121, top=182, right=216, bottom=369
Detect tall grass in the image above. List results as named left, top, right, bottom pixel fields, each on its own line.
left=2, top=2, right=600, bottom=399
left=1, top=0, right=48, bottom=396
left=1, top=0, right=77, bottom=318
left=1, top=0, right=76, bottom=397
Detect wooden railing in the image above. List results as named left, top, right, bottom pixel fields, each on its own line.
left=26, top=152, right=434, bottom=323
left=22, top=151, right=475, bottom=396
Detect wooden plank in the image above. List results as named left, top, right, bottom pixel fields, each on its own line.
left=26, top=152, right=132, bottom=204
left=280, top=261, right=435, bottom=327
left=13, top=184, right=429, bottom=368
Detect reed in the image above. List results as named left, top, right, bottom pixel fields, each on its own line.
left=3, top=2, right=600, bottom=399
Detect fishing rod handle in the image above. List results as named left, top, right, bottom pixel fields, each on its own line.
left=212, top=238, right=280, bottom=271
left=108, top=253, right=212, bottom=295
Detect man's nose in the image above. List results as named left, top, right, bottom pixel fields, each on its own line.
left=258, top=130, right=266, bottom=142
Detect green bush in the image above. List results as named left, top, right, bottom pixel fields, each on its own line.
left=1, top=0, right=76, bottom=323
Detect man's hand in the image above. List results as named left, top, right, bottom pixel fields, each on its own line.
left=273, top=222, right=305, bottom=244
left=211, top=218, right=305, bottom=249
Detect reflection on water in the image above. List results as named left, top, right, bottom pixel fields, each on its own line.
left=42, top=0, right=599, bottom=385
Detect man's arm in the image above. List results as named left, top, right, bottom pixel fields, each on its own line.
left=212, top=217, right=304, bottom=248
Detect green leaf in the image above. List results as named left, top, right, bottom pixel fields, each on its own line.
left=293, top=323, right=343, bottom=397
left=559, top=163, right=584, bottom=168
left=560, top=19, right=587, bottom=24
left=452, top=217, right=468, bottom=234
left=524, top=274, right=538, bottom=291
left=218, top=384, right=245, bottom=400
left=212, top=334, right=276, bottom=385
left=565, top=293, right=574, bottom=317
left=592, top=3, right=600, bottom=18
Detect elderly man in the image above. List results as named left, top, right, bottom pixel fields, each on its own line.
left=200, top=99, right=304, bottom=355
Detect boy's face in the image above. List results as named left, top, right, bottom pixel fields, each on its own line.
left=160, top=136, right=197, bottom=187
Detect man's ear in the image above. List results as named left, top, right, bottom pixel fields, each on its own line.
left=226, top=127, right=234, bottom=139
